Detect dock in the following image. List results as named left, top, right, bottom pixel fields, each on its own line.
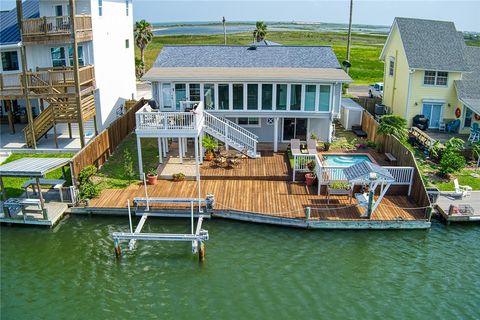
left=435, top=191, right=480, bottom=224
left=0, top=201, right=69, bottom=226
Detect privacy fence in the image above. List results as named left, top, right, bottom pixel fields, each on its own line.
left=361, top=111, right=431, bottom=210
left=70, top=98, right=147, bottom=181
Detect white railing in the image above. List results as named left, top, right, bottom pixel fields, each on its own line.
left=383, top=166, right=414, bottom=185
left=203, top=112, right=258, bottom=156
left=0, top=73, right=22, bottom=91
left=136, top=105, right=199, bottom=131
left=318, top=166, right=347, bottom=182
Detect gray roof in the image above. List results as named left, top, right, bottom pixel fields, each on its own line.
left=0, top=157, right=70, bottom=177
left=0, top=0, right=39, bottom=45
left=153, top=45, right=341, bottom=69
left=344, top=161, right=395, bottom=183
left=251, top=40, right=281, bottom=46
left=454, top=46, right=480, bottom=114
left=341, top=98, right=364, bottom=110
left=394, top=17, right=467, bottom=72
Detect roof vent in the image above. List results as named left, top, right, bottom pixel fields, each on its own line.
left=247, top=46, right=257, bottom=50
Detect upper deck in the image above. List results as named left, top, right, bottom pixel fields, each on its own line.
left=22, top=15, right=92, bottom=44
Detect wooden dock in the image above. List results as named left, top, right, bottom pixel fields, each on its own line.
left=435, top=192, right=480, bottom=223
left=0, top=201, right=68, bottom=227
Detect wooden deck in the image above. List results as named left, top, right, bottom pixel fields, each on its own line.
left=0, top=201, right=68, bottom=226
left=435, top=191, right=480, bottom=223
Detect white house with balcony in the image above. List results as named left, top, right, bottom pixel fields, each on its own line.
left=0, top=0, right=136, bottom=148
left=142, top=44, right=351, bottom=153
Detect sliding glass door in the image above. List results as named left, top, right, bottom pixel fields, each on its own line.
left=283, top=118, right=307, bottom=141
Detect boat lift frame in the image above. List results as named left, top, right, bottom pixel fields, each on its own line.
left=112, top=198, right=209, bottom=261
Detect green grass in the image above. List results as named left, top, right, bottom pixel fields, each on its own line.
left=1, top=153, right=73, bottom=199
left=430, top=169, right=480, bottom=191
left=137, top=31, right=386, bottom=85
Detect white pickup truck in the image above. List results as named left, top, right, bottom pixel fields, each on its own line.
left=368, top=82, right=384, bottom=98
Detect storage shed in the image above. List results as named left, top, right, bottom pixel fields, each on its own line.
left=340, top=98, right=364, bottom=130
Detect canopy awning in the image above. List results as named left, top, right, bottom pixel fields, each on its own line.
left=0, top=158, right=71, bottom=177
left=344, top=161, right=395, bottom=184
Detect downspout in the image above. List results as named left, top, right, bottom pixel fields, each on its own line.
left=405, top=69, right=414, bottom=121
left=390, top=49, right=398, bottom=114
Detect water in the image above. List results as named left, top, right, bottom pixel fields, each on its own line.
left=1, top=216, right=479, bottom=319
left=152, top=21, right=390, bottom=37
left=323, top=154, right=372, bottom=167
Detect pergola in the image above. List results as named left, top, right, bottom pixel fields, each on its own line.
left=344, top=161, right=395, bottom=218
left=0, top=157, right=71, bottom=210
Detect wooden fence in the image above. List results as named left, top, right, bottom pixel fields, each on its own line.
left=353, top=97, right=382, bottom=115
left=70, top=98, right=147, bottom=181
left=361, top=111, right=432, bottom=211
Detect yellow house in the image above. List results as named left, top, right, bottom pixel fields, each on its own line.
left=380, top=17, right=480, bottom=134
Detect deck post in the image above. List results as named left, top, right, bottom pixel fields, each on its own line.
left=68, top=123, right=72, bottom=138
left=137, top=135, right=143, bottom=178
left=194, top=136, right=202, bottom=211
left=293, top=155, right=296, bottom=182
left=178, top=138, right=183, bottom=163
left=157, top=138, right=163, bottom=164
left=114, top=239, right=122, bottom=257
left=273, top=117, right=279, bottom=152
left=199, top=241, right=205, bottom=261
left=35, top=177, right=47, bottom=220
left=53, top=122, right=58, bottom=149
left=6, top=100, right=15, bottom=134
left=162, top=138, right=167, bottom=157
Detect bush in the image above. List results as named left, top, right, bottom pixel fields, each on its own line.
left=439, top=149, right=465, bottom=176
left=78, top=165, right=100, bottom=200
left=377, top=115, right=408, bottom=142
left=123, top=149, right=135, bottom=183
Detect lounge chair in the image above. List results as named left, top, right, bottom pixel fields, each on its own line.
left=447, top=119, right=460, bottom=133
left=290, top=139, right=301, bottom=155
left=352, top=125, right=367, bottom=138
left=454, top=178, right=472, bottom=198
left=307, top=139, right=317, bottom=154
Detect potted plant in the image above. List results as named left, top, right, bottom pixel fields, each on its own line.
left=324, top=142, right=331, bottom=151
left=172, top=172, right=186, bottom=182
left=305, top=160, right=317, bottom=186
left=147, top=168, right=158, bottom=185
left=202, top=135, right=217, bottom=161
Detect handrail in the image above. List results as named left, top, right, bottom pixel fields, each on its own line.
left=22, top=15, right=92, bottom=36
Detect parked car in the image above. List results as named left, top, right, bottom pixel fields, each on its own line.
left=368, top=82, right=384, bottom=98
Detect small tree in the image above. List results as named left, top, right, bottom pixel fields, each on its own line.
left=439, top=149, right=465, bottom=176
left=253, top=21, right=267, bottom=42
left=123, top=149, right=135, bottom=184
left=377, top=115, right=408, bottom=142
left=78, top=165, right=100, bottom=200
left=134, top=19, right=153, bottom=76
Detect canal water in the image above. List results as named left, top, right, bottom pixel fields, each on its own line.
left=1, top=216, right=479, bottom=319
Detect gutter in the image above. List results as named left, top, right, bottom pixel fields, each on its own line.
left=0, top=42, right=21, bottom=50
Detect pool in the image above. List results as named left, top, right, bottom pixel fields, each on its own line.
left=322, top=154, right=375, bottom=167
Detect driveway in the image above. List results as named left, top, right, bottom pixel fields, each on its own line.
left=348, top=85, right=369, bottom=98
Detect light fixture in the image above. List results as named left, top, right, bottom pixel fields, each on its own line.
left=448, top=103, right=451, bottom=107
left=414, top=102, right=418, bottom=106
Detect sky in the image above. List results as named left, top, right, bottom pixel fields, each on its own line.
left=1, top=0, right=479, bottom=32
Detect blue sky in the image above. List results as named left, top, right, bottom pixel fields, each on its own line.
left=1, top=0, right=479, bottom=31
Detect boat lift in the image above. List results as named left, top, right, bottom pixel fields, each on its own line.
left=112, top=198, right=210, bottom=261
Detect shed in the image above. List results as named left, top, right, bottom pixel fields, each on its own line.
left=340, top=98, right=364, bottom=130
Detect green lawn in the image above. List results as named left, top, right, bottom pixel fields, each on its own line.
left=137, top=31, right=386, bottom=85
left=1, top=153, right=74, bottom=199
left=430, top=169, right=480, bottom=191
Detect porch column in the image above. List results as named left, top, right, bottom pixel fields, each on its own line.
left=273, top=117, right=279, bottom=152
left=137, top=136, right=144, bottom=179
left=183, top=138, right=187, bottom=157
left=162, top=138, right=167, bottom=157
left=6, top=100, right=15, bottom=134
left=157, top=138, right=163, bottom=164
left=178, top=138, right=183, bottom=163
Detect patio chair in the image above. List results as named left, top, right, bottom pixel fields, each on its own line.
left=447, top=119, right=460, bottom=133
left=290, top=139, right=301, bottom=155
left=468, top=123, right=480, bottom=143
left=454, top=178, right=472, bottom=197
left=307, top=139, right=317, bottom=154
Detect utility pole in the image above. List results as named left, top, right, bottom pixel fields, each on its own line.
left=346, top=0, right=353, bottom=75
left=222, top=16, right=226, bottom=45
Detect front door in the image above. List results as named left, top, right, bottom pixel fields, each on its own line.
left=422, top=103, right=443, bottom=128
left=283, top=118, right=308, bottom=141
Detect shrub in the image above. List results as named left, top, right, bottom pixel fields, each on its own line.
left=366, top=140, right=377, bottom=148
left=202, top=134, right=218, bottom=153
left=78, top=165, right=100, bottom=200
left=123, top=149, right=135, bottom=183
left=439, top=149, right=465, bottom=176
left=147, top=167, right=157, bottom=176
left=444, top=137, right=464, bottom=152
left=172, top=172, right=186, bottom=181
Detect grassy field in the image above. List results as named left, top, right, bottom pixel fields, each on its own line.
left=1, top=153, right=73, bottom=198
left=136, top=31, right=386, bottom=85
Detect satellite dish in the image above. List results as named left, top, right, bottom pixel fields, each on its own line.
left=342, top=60, right=352, bottom=68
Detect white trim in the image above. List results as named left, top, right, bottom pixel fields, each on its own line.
left=286, top=84, right=291, bottom=111
left=236, top=117, right=261, bottom=128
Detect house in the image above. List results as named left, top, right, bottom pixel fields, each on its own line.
left=0, top=0, right=136, bottom=149
left=380, top=17, right=480, bottom=133
left=142, top=44, right=351, bottom=152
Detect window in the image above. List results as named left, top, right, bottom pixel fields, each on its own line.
left=1, top=51, right=19, bottom=71
left=125, top=39, right=129, bottom=48
left=189, top=83, right=200, bottom=101
left=261, top=84, right=273, bottom=110
left=464, top=107, right=473, bottom=128
left=247, top=84, right=258, bottom=110
left=175, top=84, right=186, bottom=110
left=51, top=47, right=66, bottom=67
left=68, top=46, right=84, bottom=66
left=162, top=83, right=172, bottom=109
left=389, top=57, right=394, bottom=76
left=98, top=0, right=103, bottom=16
left=218, top=84, right=229, bottom=110
left=304, top=85, right=316, bottom=111
left=232, top=84, right=244, bottom=110
left=290, top=84, right=302, bottom=111
left=238, top=117, right=260, bottom=127
left=276, top=84, right=287, bottom=110
left=204, top=84, right=215, bottom=110
left=424, top=71, right=448, bottom=86
left=319, top=85, right=330, bottom=111
left=55, top=5, right=63, bottom=16
left=125, top=0, right=129, bottom=16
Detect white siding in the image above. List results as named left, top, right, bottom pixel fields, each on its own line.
left=39, top=0, right=91, bottom=16
left=25, top=42, right=94, bottom=69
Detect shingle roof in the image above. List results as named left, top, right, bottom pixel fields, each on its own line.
left=343, top=162, right=395, bottom=183
left=152, top=45, right=341, bottom=69
left=251, top=40, right=281, bottom=46
left=394, top=17, right=468, bottom=72
left=0, top=0, right=39, bottom=46
left=454, top=46, right=480, bottom=114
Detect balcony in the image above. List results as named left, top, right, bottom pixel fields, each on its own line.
left=21, top=15, right=92, bottom=44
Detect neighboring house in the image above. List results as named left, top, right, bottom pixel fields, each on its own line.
left=0, top=0, right=136, bottom=148
left=380, top=17, right=480, bottom=133
left=142, top=44, right=351, bottom=151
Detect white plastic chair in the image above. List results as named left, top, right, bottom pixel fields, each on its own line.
left=454, top=179, right=472, bottom=197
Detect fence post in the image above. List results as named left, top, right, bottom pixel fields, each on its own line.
left=408, top=168, right=415, bottom=196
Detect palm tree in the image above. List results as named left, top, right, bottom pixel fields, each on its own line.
left=134, top=19, right=153, bottom=76
left=377, top=115, right=408, bottom=142
left=253, top=21, right=267, bottom=42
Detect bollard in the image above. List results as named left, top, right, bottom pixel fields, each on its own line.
left=305, top=207, right=311, bottom=219
left=198, top=241, right=205, bottom=262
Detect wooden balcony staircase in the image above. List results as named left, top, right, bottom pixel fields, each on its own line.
left=23, top=74, right=96, bottom=147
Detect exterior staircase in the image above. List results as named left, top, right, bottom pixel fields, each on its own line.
left=203, top=111, right=259, bottom=158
